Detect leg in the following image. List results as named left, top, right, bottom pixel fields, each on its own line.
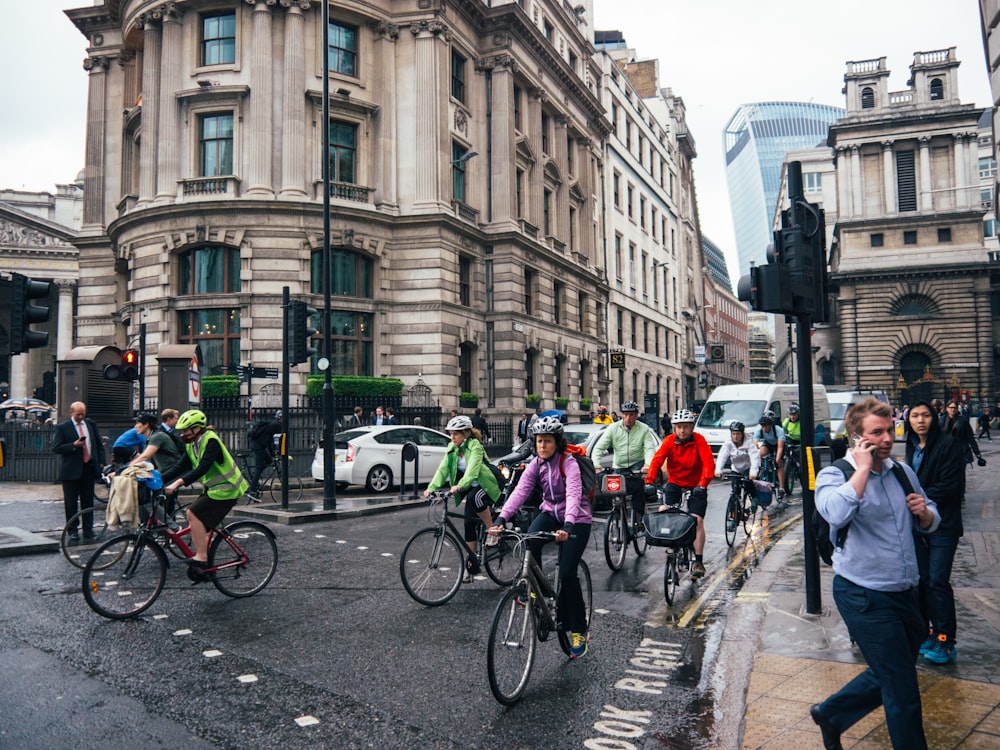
left=556, top=523, right=591, bottom=633
left=186, top=508, right=210, bottom=562
left=63, top=480, right=82, bottom=530
left=692, top=514, right=706, bottom=555
left=924, top=534, right=960, bottom=643
left=819, top=577, right=928, bottom=749
left=248, top=450, right=269, bottom=495
left=79, top=465, right=96, bottom=534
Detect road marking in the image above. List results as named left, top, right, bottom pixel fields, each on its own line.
left=238, top=674, right=258, bottom=683
left=294, top=715, right=319, bottom=727
left=203, top=649, right=223, bottom=658
left=173, top=628, right=192, bottom=636
left=735, top=592, right=770, bottom=602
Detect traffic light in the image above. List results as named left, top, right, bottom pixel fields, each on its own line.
left=103, top=349, right=140, bottom=381
left=287, top=299, right=318, bottom=365
left=8, top=273, right=51, bottom=354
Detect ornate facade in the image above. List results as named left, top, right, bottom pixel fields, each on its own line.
left=65, top=0, right=613, bottom=414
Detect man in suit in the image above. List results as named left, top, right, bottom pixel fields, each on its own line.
left=385, top=407, right=398, bottom=425
left=52, top=401, right=106, bottom=540
left=517, top=413, right=530, bottom=443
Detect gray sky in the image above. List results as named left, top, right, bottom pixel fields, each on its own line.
left=0, top=1, right=992, bottom=283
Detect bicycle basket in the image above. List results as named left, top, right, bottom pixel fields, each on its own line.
left=754, top=480, right=773, bottom=508
left=643, top=508, right=697, bottom=548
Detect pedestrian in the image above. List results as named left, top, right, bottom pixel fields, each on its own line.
left=905, top=400, right=965, bottom=666
left=385, top=407, right=398, bottom=425
left=349, top=406, right=363, bottom=428
left=941, top=400, right=984, bottom=478
left=471, top=408, right=490, bottom=443
left=976, top=405, right=992, bottom=441
left=52, top=401, right=106, bottom=541
left=247, top=410, right=283, bottom=502
left=489, top=416, right=592, bottom=659
left=660, top=411, right=672, bottom=437
left=162, top=410, right=249, bottom=582
left=931, top=398, right=945, bottom=427
left=516, top=412, right=530, bottom=444
left=371, top=405, right=387, bottom=426
left=812, top=398, right=940, bottom=750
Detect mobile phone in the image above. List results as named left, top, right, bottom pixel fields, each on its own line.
left=850, top=433, right=863, bottom=449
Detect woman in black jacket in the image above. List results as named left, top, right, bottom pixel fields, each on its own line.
left=905, top=400, right=965, bottom=665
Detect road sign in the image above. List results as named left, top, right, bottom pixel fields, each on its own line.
left=237, top=365, right=280, bottom=383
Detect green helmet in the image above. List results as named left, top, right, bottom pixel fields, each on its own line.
left=176, top=409, right=207, bottom=431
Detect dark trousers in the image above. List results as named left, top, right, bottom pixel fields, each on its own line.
left=914, top=533, right=960, bottom=641
left=820, top=575, right=927, bottom=750
left=248, top=449, right=271, bottom=494
left=526, top=512, right=591, bottom=633
left=63, top=462, right=97, bottom=531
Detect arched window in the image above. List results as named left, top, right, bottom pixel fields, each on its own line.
left=179, top=245, right=240, bottom=294
left=900, top=351, right=931, bottom=385
left=177, top=245, right=241, bottom=373
left=861, top=87, right=875, bottom=109
left=310, top=247, right=373, bottom=297
left=930, top=78, right=943, bottom=101
left=891, top=294, right=937, bottom=317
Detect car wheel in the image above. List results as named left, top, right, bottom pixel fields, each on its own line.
left=336, top=482, right=349, bottom=491
left=366, top=465, right=392, bottom=493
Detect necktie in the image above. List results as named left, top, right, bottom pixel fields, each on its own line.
left=77, top=422, right=91, bottom=463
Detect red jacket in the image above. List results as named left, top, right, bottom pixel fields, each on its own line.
left=645, top=433, right=715, bottom=488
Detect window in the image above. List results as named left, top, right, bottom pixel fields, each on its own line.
left=541, top=113, right=550, bottom=154
left=804, top=172, right=822, bottom=193
left=513, top=86, right=522, bottom=131
left=526, top=349, right=537, bottom=395
left=459, top=256, right=472, bottom=307
left=579, top=292, right=588, bottom=332
left=566, top=134, right=574, bottom=174
left=903, top=230, right=917, bottom=245
left=611, top=103, right=618, bottom=137
left=543, top=188, right=552, bottom=234
left=525, top=268, right=535, bottom=314
left=452, top=142, right=469, bottom=202
left=330, top=120, right=357, bottom=183
left=861, top=86, right=875, bottom=109
left=613, top=173, right=621, bottom=209
left=616, top=309, right=624, bottom=346
left=179, top=308, right=241, bottom=375
left=627, top=185, right=634, bottom=220
left=568, top=51, right=578, bottom=73
left=930, top=78, right=943, bottom=101
left=625, top=119, right=632, bottom=150
left=459, top=344, right=474, bottom=394
left=324, top=311, right=373, bottom=375
left=310, top=248, right=374, bottom=297
left=985, top=219, right=998, bottom=239
left=614, top=234, right=623, bottom=280
left=628, top=242, right=636, bottom=291
left=199, top=114, right=233, bottom=177
left=630, top=315, right=637, bottom=349
left=639, top=197, right=646, bottom=229
left=870, top=233, right=884, bottom=248
left=979, top=157, right=997, bottom=179
left=451, top=49, right=466, bottom=103
left=643, top=321, right=649, bottom=353
left=329, top=21, right=358, bottom=76
left=543, top=20, right=554, bottom=43
left=937, top=227, right=951, bottom=243
left=180, top=245, right=240, bottom=295
left=568, top=206, right=577, bottom=250
left=641, top=252, right=648, bottom=297
left=515, top=169, right=524, bottom=218
left=553, top=281, right=563, bottom=324
left=896, top=151, right=916, bottom=212
left=202, top=12, right=236, bottom=66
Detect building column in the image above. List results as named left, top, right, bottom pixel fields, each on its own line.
left=975, top=276, right=993, bottom=398
left=527, top=89, right=545, bottom=231
left=484, top=55, right=516, bottom=228
left=835, top=147, right=851, bottom=220
left=10, top=354, right=28, bottom=400
left=246, top=0, right=275, bottom=196
left=839, top=285, right=859, bottom=388
left=55, top=279, right=77, bottom=361
left=850, top=145, right=863, bottom=218
left=156, top=4, right=184, bottom=201
left=81, top=56, right=109, bottom=228
left=279, top=1, right=310, bottom=199
left=554, top=116, right=571, bottom=249
left=882, top=140, right=896, bottom=214
left=953, top=133, right=968, bottom=208
left=410, top=19, right=448, bottom=211
left=919, top=136, right=933, bottom=211
left=372, top=19, right=399, bottom=210
left=136, top=13, right=162, bottom=204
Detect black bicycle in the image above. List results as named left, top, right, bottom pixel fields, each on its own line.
left=236, top=451, right=304, bottom=503
left=486, top=530, right=593, bottom=705
left=722, top=471, right=758, bottom=547
left=399, top=491, right=526, bottom=606
left=600, top=466, right=648, bottom=571
left=644, top=487, right=698, bottom=606
left=783, top=440, right=801, bottom=496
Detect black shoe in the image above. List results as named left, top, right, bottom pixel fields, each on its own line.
left=81, top=529, right=95, bottom=540
left=67, top=530, right=80, bottom=542
left=466, top=555, right=480, bottom=576
left=810, top=704, right=843, bottom=750
left=187, top=566, right=209, bottom=584
left=185, top=558, right=208, bottom=568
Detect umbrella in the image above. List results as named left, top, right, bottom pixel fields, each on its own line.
left=0, top=398, right=53, bottom=411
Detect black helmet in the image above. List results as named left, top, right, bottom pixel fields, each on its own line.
left=788, top=404, right=800, bottom=416
left=729, top=421, right=745, bottom=433
left=759, top=410, right=777, bottom=426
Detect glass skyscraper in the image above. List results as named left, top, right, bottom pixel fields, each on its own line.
left=723, top=102, right=844, bottom=278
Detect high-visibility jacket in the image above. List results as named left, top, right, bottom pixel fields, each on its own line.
left=185, top=429, right=248, bottom=500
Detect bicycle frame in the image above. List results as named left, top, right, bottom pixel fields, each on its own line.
left=509, top=533, right=561, bottom=630
left=138, top=495, right=251, bottom=575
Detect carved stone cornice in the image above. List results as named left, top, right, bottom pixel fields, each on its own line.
left=83, top=56, right=111, bottom=72
left=475, top=53, right=517, bottom=73
left=136, top=1, right=185, bottom=29
left=244, top=0, right=278, bottom=7
left=0, top=219, right=74, bottom=249
left=118, top=49, right=136, bottom=66
left=528, top=87, right=547, bottom=103
left=410, top=19, right=449, bottom=40
left=372, top=20, right=399, bottom=41
left=55, top=278, right=78, bottom=292
left=279, top=0, right=311, bottom=8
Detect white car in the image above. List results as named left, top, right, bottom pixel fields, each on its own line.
left=310, top=425, right=452, bottom=493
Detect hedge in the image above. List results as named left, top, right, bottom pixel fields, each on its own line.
left=306, top=375, right=404, bottom=398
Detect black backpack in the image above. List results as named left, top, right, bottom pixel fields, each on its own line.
left=813, top=458, right=915, bottom=565
left=559, top=448, right=599, bottom=502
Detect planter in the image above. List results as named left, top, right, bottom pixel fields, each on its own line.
left=525, top=395, right=542, bottom=409
left=554, top=398, right=569, bottom=410
left=459, top=400, right=478, bottom=409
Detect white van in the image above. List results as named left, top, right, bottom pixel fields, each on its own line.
left=695, top=383, right=831, bottom=456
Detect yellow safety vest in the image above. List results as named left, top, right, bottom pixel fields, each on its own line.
left=186, top=429, right=248, bottom=500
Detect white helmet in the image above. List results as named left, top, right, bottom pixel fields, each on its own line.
left=445, top=415, right=473, bottom=432
left=671, top=409, right=695, bottom=424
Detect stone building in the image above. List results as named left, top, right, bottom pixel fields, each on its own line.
left=65, top=0, right=613, bottom=414
left=702, top=235, right=748, bottom=389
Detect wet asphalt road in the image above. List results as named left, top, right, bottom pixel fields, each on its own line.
left=0, top=481, right=801, bottom=749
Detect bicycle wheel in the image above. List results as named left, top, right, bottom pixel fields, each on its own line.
left=209, top=521, right=279, bottom=598
left=61, top=505, right=111, bottom=569
left=663, top=552, right=678, bottom=605
left=604, top=504, right=627, bottom=571
left=487, top=582, right=537, bottom=706
left=399, top=526, right=465, bottom=606
left=557, top=559, right=593, bottom=655
left=483, top=533, right=524, bottom=588
left=783, top=458, right=798, bottom=496
left=266, top=463, right=304, bottom=503
left=82, top=534, right=167, bottom=620
left=631, top=505, right=648, bottom=557
left=742, top=486, right=756, bottom=536
left=724, top=492, right=739, bottom=547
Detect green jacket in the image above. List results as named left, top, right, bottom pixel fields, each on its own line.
left=593, top=419, right=659, bottom=470
left=428, top=437, right=500, bottom=503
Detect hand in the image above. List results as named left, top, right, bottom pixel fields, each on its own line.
left=165, top=479, right=183, bottom=496
left=423, top=490, right=431, bottom=498
left=449, top=485, right=462, bottom=495
left=905, top=492, right=934, bottom=528
left=554, top=529, right=569, bottom=543
left=714, top=471, right=722, bottom=478
left=851, top=436, right=875, bottom=470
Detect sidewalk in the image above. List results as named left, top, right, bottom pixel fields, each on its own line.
left=726, top=442, right=1000, bottom=749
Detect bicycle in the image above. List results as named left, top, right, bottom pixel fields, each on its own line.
left=237, top=451, right=304, bottom=503
left=600, top=466, right=648, bottom=571
left=486, top=530, right=593, bottom=705
left=758, top=451, right=778, bottom=492
left=721, top=471, right=758, bottom=547
left=782, top=440, right=801, bottom=497
left=399, top=490, right=528, bottom=606
left=643, top=487, right=698, bottom=606
left=81, top=492, right=278, bottom=620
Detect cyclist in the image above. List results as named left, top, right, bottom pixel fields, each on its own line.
left=781, top=404, right=802, bottom=495
left=592, top=400, right=660, bottom=524
left=489, top=416, right=592, bottom=659
left=753, top=410, right=786, bottom=500
left=593, top=405, right=614, bottom=425
left=645, top=409, right=715, bottom=579
left=424, top=415, right=502, bottom=583
left=715, top=421, right=760, bottom=532
left=247, top=410, right=284, bottom=502
left=111, top=413, right=157, bottom=464
left=162, top=409, right=249, bottom=582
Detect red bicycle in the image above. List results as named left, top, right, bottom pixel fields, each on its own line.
left=82, top=493, right=278, bottom=620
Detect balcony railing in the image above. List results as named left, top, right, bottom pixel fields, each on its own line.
left=181, top=176, right=240, bottom=197
left=452, top=200, right=479, bottom=224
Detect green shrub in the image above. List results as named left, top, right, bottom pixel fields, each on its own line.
left=460, top=392, right=479, bottom=403
left=580, top=397, right=593, bottom=409
left=202, top=375, right=239, bottom=397
left=306, top=375, right=404, bottom=398
left=554, top=396, right=569, bottom=408
left=525, top=393, right=541, bottom=406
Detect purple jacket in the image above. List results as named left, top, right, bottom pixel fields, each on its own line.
left=498, top=451, right=592, bottom=527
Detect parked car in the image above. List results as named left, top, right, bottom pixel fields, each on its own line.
left=311, top=425, right=452, bottom=493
